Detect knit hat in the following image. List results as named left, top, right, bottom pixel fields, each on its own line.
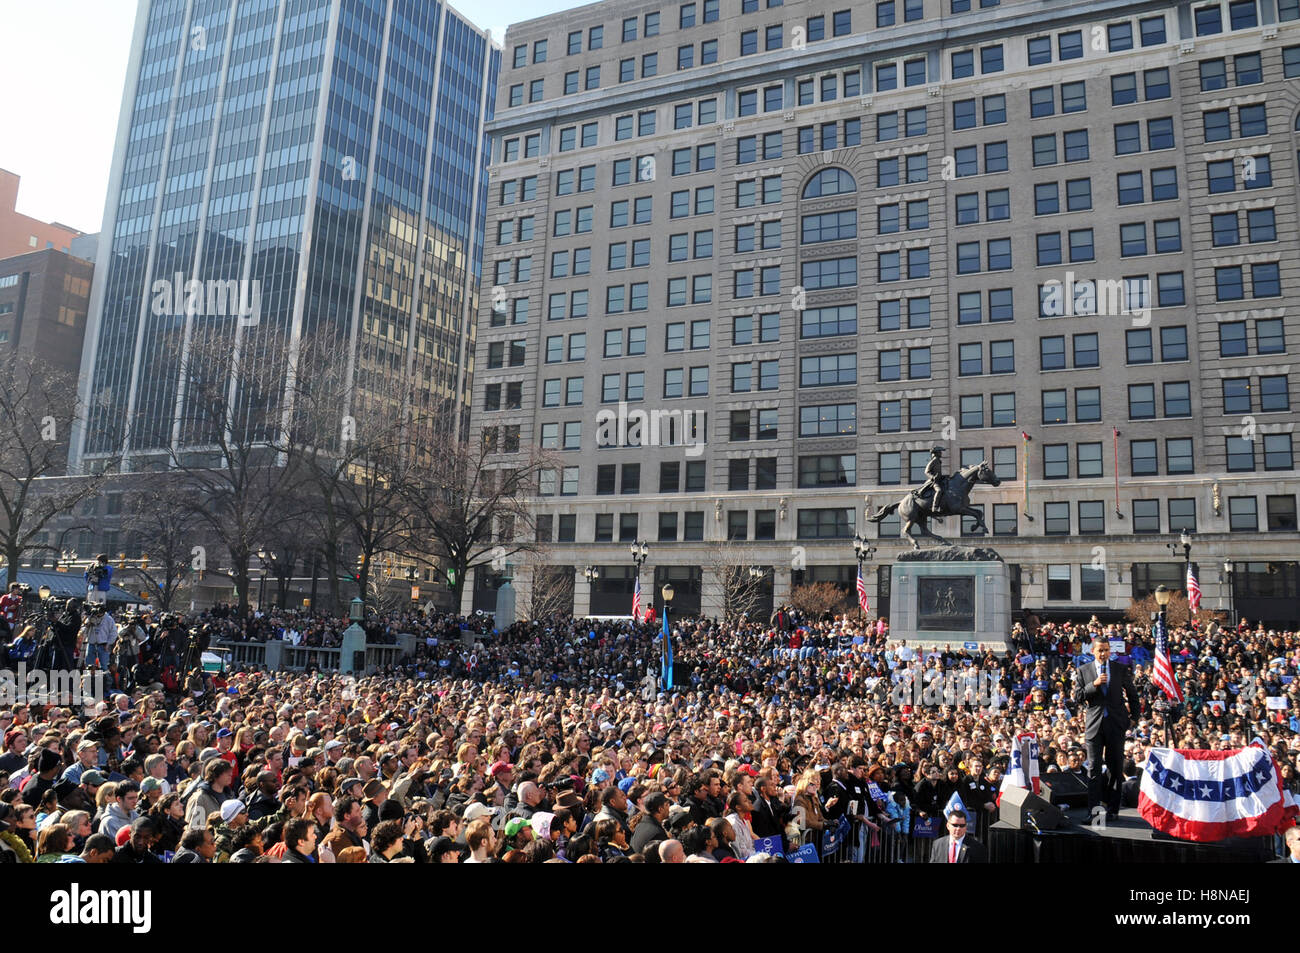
left=220, top=799, right=247, bottom=823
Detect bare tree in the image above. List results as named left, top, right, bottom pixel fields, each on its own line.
left=402, top=421, right=554, bottom=612
left=1124, top=591, right=1227, bottom=629
left=518, top=548, right=575, bottom=621
left=165, top=331, right=306, bottom=615
left=789, top=582, right=853, bottom=620
left=121, top=480, right=203, bottom=611
left=0, top=353, right=114, bottom=584
left=704, top=541, right=770, bottom=625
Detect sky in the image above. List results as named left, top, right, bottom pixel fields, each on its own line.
left=0, top=0, right=581, bottom=235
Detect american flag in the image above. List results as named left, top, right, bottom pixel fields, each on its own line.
left=631, top=576, right=642, bottom=622
left=1186, top=565, right=1201, bottom=613
left=856, top=565, right=870, bottom=615
left=1151, top=615, right=1184, bottom=703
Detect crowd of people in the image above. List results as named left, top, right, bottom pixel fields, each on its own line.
left=1, top=588, right=1297, bottom=863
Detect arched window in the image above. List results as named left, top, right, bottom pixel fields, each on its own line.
left=1294, top=112, right=1300, bottom=130
left=802, top=168, right=857, bottom=198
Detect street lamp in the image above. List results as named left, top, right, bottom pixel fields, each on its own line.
left=853, top=535, right=876, bottom=617
left=1167, top=530, right=1192, bottom=581
left=256, top=548, right=269, bottom=611
left=629, top=540, right=649, bottom=568
left=1151, top=584, right=1174, bottom=744
left=583, top=565, right=600, bottom=583
left=1222, top=560, right=1234, bottom=628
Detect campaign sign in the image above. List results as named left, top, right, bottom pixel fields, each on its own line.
left=752, top=834, right=784, bottom=856
left=785, top=843, right=820, bottom=863
left=821, top=815, right=851, bottom=854
left=912, top=816, right=939, bottom=839
left=963, top=641, right=979, bottom=652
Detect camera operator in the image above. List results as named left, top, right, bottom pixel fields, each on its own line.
left=32, top=598, right=82, bottom=671
left=84, top=553, right=113, bottom=605
left=113, top=612, right=148, bottom=691
left=82, top=602, right=117, bottom=671
left=0, top=582, right=25, bottom=639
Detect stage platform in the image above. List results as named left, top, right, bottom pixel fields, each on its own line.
left=986, top=807, right=1276, bottom=863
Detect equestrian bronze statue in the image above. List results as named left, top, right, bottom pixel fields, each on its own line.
left=866, top=448, right=1002, bottom=549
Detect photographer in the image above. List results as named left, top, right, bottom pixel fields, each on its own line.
left=31, top=598, right=81, bottom=671
left=0, top=582, right=25, bottom=639
left=82, top=603, right=116, bottom=671
left=84, top=553, right=113, bottom=605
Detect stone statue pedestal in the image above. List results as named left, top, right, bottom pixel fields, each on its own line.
left=494, top=581, right=516, bottom=630
left=889, top=546, right=1010, bottom=652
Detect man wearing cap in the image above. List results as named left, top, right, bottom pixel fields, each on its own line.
left=60, top=739, right=100, bottom=786
left=0, top=728, right=28, bottom=774
left=22, top=747, right=64, bottom=808
left=214, top=728, right=238, bottom=771
left=213, top=798, right=248, bottom=861
left=61, top=769, right=105, bottom=814
left=501, top=816, right=534, bottom=852
left=488, top=760, right=515, bottom=790
left=323, top=738, right=345, bottom=765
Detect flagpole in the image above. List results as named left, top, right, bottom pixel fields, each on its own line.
left=1021, top=432, right=1033, bottom=520
left=1112, top=428, right=1122, bottom=518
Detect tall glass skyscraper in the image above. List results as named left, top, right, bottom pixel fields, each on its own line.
left=72, top=0, right=499, bottom=469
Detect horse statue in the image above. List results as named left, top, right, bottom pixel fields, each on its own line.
left=866, top=460, right=1002, bottom=549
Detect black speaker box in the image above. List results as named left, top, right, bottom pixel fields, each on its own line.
left=999, top=785, right=1065, bottom=831
left=1041, top=772, right=1089, bottom=810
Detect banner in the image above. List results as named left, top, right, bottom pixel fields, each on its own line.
left=912, top=816, right=939, bottom=839
left=1139, top=746, right=1287, bottom=841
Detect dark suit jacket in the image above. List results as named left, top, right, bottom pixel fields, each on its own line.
left=750, top=795, right=790, bottom=838
left=929, top=834, right=987, bottom=864
left=1074, top=659, right=1141, bottom=736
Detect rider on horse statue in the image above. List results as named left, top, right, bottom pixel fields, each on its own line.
left=913, top=447, right=948, bottom=517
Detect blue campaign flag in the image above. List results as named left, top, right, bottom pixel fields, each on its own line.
left=752, top=834, right=783, bottom=856
left=661, top=612, right=673, bottom=690
left=821, top=815, right=851, bottom=854
left=785, top=843, right=820, bottom=864
left=943, top=791, right=967, bottom=819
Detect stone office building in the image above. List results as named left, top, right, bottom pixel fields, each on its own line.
left=470, top=0, right=1300, bottom=626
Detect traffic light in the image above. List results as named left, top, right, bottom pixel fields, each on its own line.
left=140, top=554, right=150, bottom=572
left=446, top=567, right=456, bottom=587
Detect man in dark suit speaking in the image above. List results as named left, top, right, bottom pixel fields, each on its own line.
left=1074, top=635, right=1141, bottom=820
left=929, top=809, right=987, bottom=864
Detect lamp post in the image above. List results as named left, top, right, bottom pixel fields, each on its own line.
left=1167, top=530, right=1192, bottom=597
left=853, top=535, right=876, bottom=618
left=256, top=548, right=268, bottom=611
left=660, top=583, right=675, bottom=690
left=1222, top=560, right=1234, bottom=629
left=630, top=541, right=649, bottom=617
left=583, top=565, right=600, bottom=584
left=1152, top=584, right=1174, bottom=745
